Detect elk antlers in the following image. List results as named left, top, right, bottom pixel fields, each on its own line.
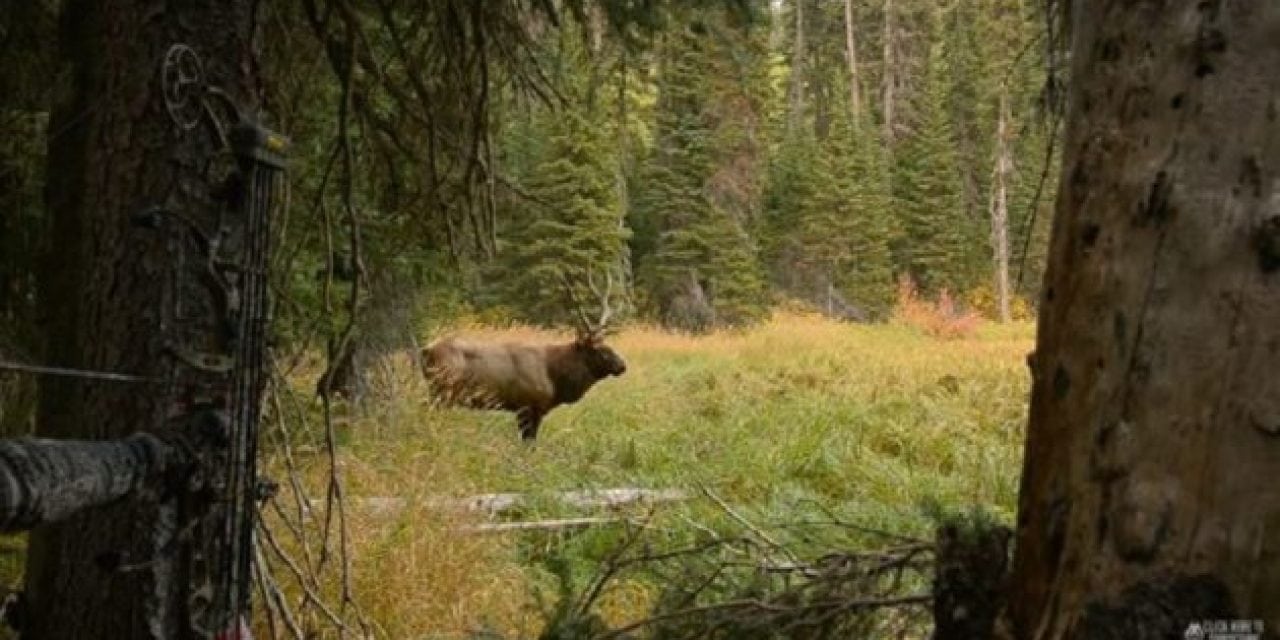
left=559, top=267, right=615, bottom=338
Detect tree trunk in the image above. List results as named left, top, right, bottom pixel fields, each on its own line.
left=827, top=278, right=835, bottom=318
left=881, top=0, right=895, bottom=145
left=1004, top=2, right=1280, bottom=637
left=843, top=0, right=862, bottom=129
left=991, top=86, right=1012, bottom=323
left=26, top=1, right=260, bottom=638
left=787, top=0, right=806, bottom=135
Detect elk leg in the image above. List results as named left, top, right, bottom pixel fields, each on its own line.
left=517, top=409, right=543, bottom=441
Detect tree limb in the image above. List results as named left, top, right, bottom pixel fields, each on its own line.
left=0, top=409, right=227, bottom=532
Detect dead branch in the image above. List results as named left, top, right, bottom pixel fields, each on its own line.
left=517, top=505, right=942, bottom=640
left=700, top=485, right=802, bottom=566
left=256, top=516, right=357, bottom=635
left=254, top=540, right=307, bottom=640
left=576, top=511, right=656, bottom=618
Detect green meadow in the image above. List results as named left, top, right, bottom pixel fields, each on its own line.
left=263, top=312, right=1033, bottom=637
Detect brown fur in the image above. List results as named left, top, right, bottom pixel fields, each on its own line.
left=422, top=334, right=626, bottom=440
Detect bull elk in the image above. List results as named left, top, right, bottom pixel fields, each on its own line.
left=421, top=272, right=627, bottom=441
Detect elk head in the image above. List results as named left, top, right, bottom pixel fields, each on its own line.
left=561, top=269, right=627, bottom=378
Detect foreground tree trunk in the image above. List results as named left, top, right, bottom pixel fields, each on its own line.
left=1004, top=1, right=1280, bottom=637
left=26, top=2, right=259, bottom=637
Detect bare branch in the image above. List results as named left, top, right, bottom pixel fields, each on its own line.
left=255, top=516, right=357, bottom=634
left=254, top=540, right=307, bottom=640
left=700, top=485, right=802, bottom=567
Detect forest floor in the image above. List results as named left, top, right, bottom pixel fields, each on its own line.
left=262, top=311, right=1034, bottom=638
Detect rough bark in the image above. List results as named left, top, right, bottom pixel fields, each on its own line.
left=26, top=1, right=260, bottom=638
left=843, top=0, right=862, bottom=129
left=991, top=86, right=1012, bottom=323
left=1004, top=1, right=1280, bottom=637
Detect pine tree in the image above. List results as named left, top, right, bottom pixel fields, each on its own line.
left=496, top=106, right=630, bottom=326
left=634, top=11, right=769, bottom=330
left=482, top=21, right=635, bottom=326
left=774, top=108, right=895, bottom=319
left=824, top=111, right=896, bottom=317
left=761, top=129, right=823, bottom=294
left=890, top=38, right=976, bottom=295
left=945, top=0, right=997, bottom=227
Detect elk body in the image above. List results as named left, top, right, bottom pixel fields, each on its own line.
left=421, top=273, right=626, bottom=441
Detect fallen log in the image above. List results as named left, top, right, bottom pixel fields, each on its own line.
left=309, top=487, right=688, bottom=517
left=460, top=516, right=621, bottom=534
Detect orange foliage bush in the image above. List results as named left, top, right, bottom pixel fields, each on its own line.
left=892, top=276, right=981, bottom=340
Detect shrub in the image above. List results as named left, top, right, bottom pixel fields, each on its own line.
left=963, top=284, right=1036, bottom=322
left=892, top=276, right=981, bottom=340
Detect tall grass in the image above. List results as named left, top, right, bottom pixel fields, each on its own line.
left=263, top=311, right=1034, bottom=637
